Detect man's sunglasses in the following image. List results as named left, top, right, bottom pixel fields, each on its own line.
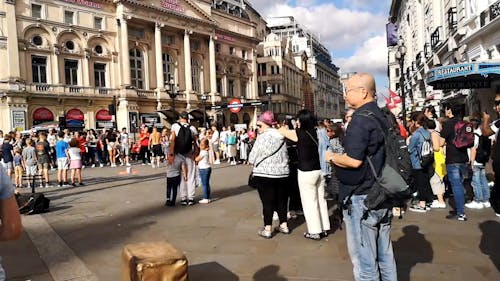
left=495, top=100, right=500, bottom=106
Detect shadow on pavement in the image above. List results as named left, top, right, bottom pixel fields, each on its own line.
left=253, top=265, right=287, bottom=281
left=479, top=220, right=500, bottom=271
left=189, top=261, right=239, bottom=281
left=393, top=225, right=433, bottom=281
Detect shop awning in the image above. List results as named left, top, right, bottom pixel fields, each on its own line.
left=33, top=107, right=54, bottom=121
left=426, top=62, right=500, bottom=90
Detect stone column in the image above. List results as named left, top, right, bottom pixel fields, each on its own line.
left=155, top=23, right=164, bottom=110
left=251, top=49, right=258, bottom=99
left=183, top=30, right=192, bottom=107
left=52, top=45, right=60, bottom=84
left=5, top=0, right=20, bottom=80
left=209, top=36, right=217, bottom=103
left=120, top=16, right=131, bottom=86
left=82, top=50, right=90, bottom=86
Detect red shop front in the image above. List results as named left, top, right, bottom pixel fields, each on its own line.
left=65, top=108, right=85, bottom=130
left=32, top=107, right=54, bottom=126
left=95, top=109, right=114, bottom=129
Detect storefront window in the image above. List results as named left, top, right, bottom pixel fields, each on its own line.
left=130, top=48, right=144, bottom=89
left=241, top=81, right=247, bottom=98
left=94, top=63, right=106, bottom=87
left=31, top=55, right=47, bottom=84
left=191, top=58, right=201, bottom=93
left=162, top=53, right=174, bottom=83
left=64, top=59, right=78, bottom=85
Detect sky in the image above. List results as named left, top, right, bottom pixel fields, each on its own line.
left=248, top=0, right=391, bottom=102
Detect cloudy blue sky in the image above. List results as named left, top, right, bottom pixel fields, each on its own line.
left=249, top=0, right=391, bottom=100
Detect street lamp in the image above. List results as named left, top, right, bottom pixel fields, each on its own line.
left=166, top=79, right=178, bottom=113
left=265, top=85, right=273, bottom=111
left=394, top=38, right=407, bottom=126
left=201, top=93, right=207, bottom=128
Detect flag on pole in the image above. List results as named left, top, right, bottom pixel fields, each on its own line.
left=389, top=88, right=402, bottom=104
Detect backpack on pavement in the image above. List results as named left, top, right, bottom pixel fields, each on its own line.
left=419, top=131, right=434, bottom=168
left=452, top=121, right=474, bottom=148
left=174, top=123, right=194, bottom=155
left=356, top=108, right=413, bottom=210
left=475, top=133, right=491, bottom=164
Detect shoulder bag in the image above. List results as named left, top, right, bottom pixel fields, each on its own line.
left=248, top=141, right=285, bottom=188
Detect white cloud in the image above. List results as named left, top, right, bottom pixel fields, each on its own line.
left=336, top=35, right=388, bottom=76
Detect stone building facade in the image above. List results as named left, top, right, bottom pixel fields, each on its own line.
left=0, top=0, right=267, bottom=131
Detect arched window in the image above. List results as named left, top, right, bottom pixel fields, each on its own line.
left=130, top=48, right=144, bottom=89
left=243, top=113, right=250, bottom=125
left=191, top=58, right=201, bottom=93
left=162, top=53, right=174, bottom=83
left=230, top=113, right=239, bottom=124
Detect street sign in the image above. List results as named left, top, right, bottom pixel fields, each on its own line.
left=210, top=101, right=264, bottom=110
left=228, top=98, right=243, bottom=113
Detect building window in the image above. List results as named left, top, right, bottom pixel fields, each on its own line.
left=215, top=43, right=220, bottom=53
left=94, top=17, right=103, bottom=30
left=258, top=63, right=266, bottom=75
left=130, top=48, right=144, bottom=89
left=32, top=35, right=43, bottom=46
left=32, top=4, right=42, bottom=18
left=64, top=10, right=75, bottom=25
left=447, top=7, right=457, bottom=31
left=94, top=63, right=106, bottom=87
left=64, top=59, right=78, bottom=85
left=228, top=80, right=235, bottom=97
left=242, top=50, right=246, bottom=59
left=216, top=78, right=223, bottom=95
left=241, top=81, right=247, bottom=98
left=32, top=56, right=47, bottom=84
left=395, top=68, right=400, bottom=77
left=162, top=53, right=174, bottom=83
left=229, top=47, right=235, bottom=55
left=191, top=58, right=201, bottom=93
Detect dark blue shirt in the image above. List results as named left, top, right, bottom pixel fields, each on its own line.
left=2, top=142, right=13, bottom=163
left=336, top=102, right=386, bottom=199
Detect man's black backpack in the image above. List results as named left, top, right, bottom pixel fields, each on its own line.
left=357, top=108, right=413, bottom=210
left=475, top=133, right=491, bottom=164
left=16, top=193, right=50, bottom=215
left=174, top=122, right=194, bottom=155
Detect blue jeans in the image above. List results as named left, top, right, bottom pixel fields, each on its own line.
left=446, top=163, right=467, bottom=215
left=343, top=195, right=397, bottom=281
left=199, top=168, right=211, bottom=199
left=471, top=165, right=490, bottom=202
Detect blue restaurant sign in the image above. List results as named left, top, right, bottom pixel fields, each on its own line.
left=427, top=63, right=500, bottom=89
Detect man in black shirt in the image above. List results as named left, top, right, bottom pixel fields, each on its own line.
left=481, top=93, right=500, bottom=217
left=325, top=73, right=397, bottom=280
left=440, top=104, right=468, bottom=221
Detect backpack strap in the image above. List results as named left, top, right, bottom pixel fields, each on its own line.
left=254, top=141, right=285, bottom=168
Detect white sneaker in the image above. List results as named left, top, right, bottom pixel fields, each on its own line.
left=483, top=202, right=491, bottom=208
left=100, top=164, right=104, bottom=167
left=198, top=199, right=210, bottom=204
left=152, top=164, right=156, bottom=169
left=273, top=212, right=279, bottom=221
left=126, top=163, right=131, bottom=167
left=430, top=200, right=446, bottom=209
left=496, top=213, right=500, bottom=217
left=214, top=160, right=220, bottom=164
left=39, top=184, right=44, bottom=188
left=488, top=181, right=495, bottom=187
left=465, top=201, right=484, bottom=209
left=91, top=164, right=96, bottom=168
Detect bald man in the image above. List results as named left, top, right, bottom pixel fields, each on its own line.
left=325, top=73, right=397, bottom=280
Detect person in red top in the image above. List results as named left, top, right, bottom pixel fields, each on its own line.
left=139, top=126, right=150, bottom=165
left=74, top=132, right=87, bottom=167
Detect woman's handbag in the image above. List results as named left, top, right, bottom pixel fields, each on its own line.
left=248, top=141, right=285, bottom=188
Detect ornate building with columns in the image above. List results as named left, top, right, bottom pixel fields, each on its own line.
left=0, top=0, right=266, bottom=132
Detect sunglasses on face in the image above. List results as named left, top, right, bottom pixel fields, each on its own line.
left=495, top=100, right=500, bottom=106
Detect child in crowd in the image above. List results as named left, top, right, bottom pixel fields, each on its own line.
left=22, top=139, right=37, bottom=188
left=13, top=148, right=23, bottom=188
left=165, top=154, right=187, bottom=206
left=68, top=138, right=83, bottom=187
left=196, top=139, right=212, bottom=204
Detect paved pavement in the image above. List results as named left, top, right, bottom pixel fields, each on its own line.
left=1, top=162, right=500, bottom=281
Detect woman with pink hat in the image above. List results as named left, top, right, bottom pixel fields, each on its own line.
left=248, top=111, right=290, bottom=239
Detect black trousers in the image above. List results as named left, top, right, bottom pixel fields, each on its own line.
left=256, top=176, right=288, bottom=226
left=287, top=166, right=302, bottom=211
left=413, top=168, right=434, bottom=203
left=166, top=175, right=181, bottom=204
left=140, top=146, right=150, bottom=164
left=492, top=161, right=500, bottom=214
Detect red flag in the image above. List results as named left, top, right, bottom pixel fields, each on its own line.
left=389, top=88, right=402, bottom=104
